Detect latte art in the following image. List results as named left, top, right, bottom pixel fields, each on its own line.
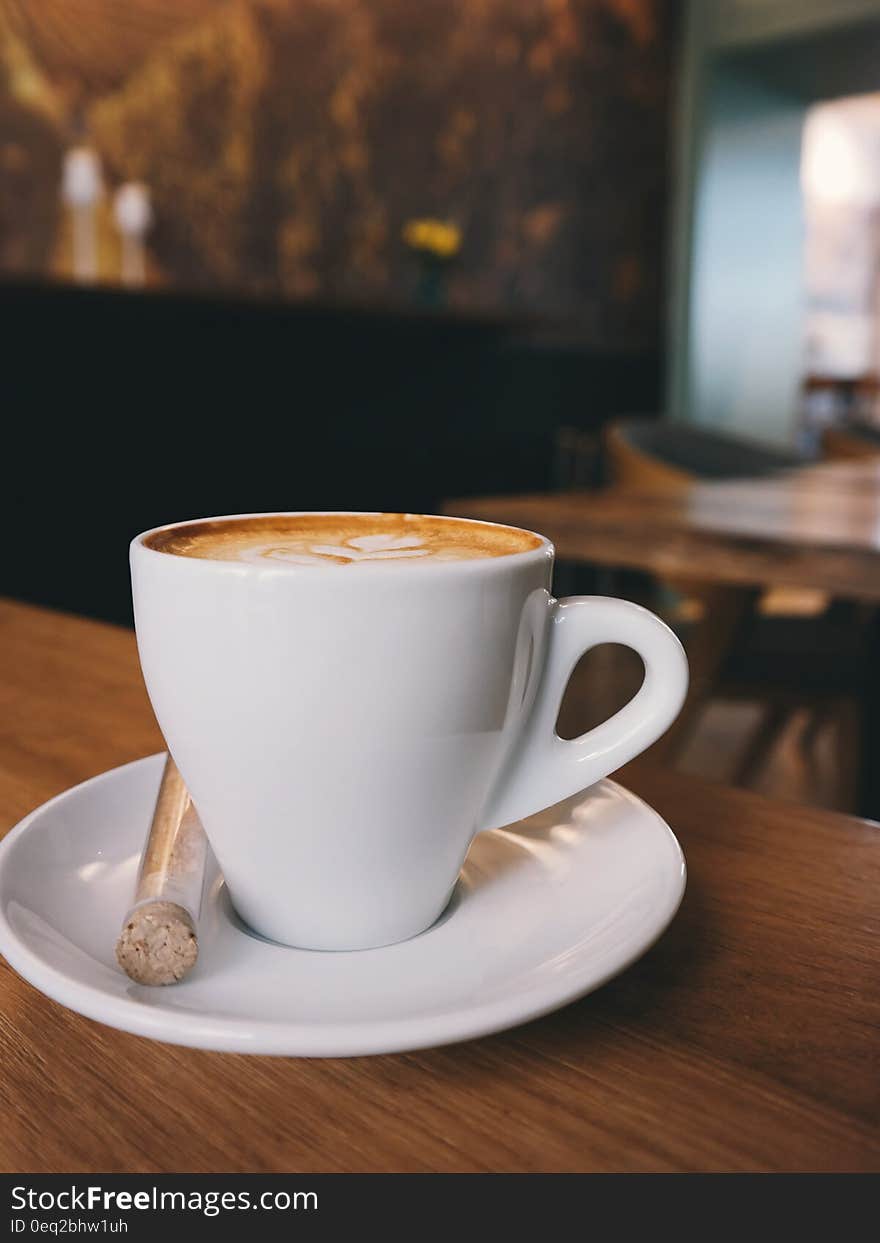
left=144, top=513, right=543, bottom=566
left=247, top=534, right=432, bottom=566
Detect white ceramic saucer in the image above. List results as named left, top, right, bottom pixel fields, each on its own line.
left=0, top=754, right=685, bottom=1057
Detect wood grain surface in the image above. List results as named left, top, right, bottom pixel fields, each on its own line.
left=0, top=599, right=878, bottom=1173
left=447, top=459, right=880, bottom=602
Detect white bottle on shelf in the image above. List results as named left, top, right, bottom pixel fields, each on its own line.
left=61, top=146, right=103, bottom=283
left=113, top=182, right=153, bottom=288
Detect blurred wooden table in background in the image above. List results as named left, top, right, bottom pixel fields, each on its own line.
left=0, top=599, right=879, bottom=1172
left=449, top=458, right=880, bottom=817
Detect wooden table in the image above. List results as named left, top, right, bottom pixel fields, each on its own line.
left=449, top=459, right=880, bottom=602
left=1, top=599, right=878, bottom=1172
left=448, top=458, right=880, bottom=814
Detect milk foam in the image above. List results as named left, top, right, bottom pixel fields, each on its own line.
left=145, top=514, right=543, bottom=565
left=241, top=533, right=434, bottom=566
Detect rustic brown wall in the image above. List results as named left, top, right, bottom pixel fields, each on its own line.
left=0, top=0, right=677, bottom=346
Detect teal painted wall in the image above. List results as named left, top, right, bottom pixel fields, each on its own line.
left=668, top=0, right=880, bottom=447
left=688, top=71, right=805, bottom=443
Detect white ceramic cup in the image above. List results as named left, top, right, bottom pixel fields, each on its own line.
left=131, top=513, right=688, bottom=950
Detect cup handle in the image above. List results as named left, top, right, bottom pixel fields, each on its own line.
left=480, top=596, right=689, bottom=831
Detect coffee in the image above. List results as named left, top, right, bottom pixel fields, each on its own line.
left=144, top=513, right=541, bottom=567
left=132, top=508, right=687, bottom=949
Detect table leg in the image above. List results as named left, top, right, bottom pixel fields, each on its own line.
left=650, top=584, right=761, bottom=763
left=856, top=609, right=880, bottom=820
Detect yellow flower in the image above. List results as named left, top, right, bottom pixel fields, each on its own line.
left=402, top=218, right=461, bottom=258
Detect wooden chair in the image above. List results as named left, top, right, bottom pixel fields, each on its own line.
left=822, top=418, right=880, bottom=462
left=603, top=420, right=819, bottom=615
left=600, top=419, right=863, bottom=792
left=802, top=373, right=880, bottom=456
left=604, top=420, right=803, bottom=488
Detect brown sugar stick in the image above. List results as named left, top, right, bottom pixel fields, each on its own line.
left=116, top=755, right=208, bottom=985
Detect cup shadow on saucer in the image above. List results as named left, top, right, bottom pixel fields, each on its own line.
left=217, top=878, right=466, bottom=951
left=214, top=796, right=592, bottom=955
